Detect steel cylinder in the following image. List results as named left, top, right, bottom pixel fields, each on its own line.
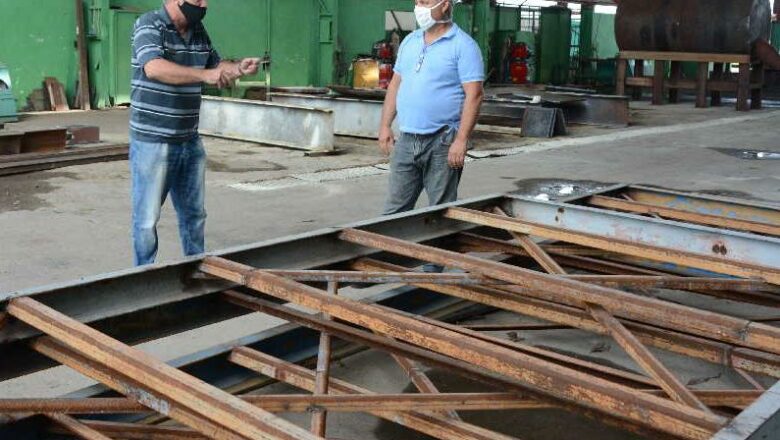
left=615, top=0, right=772, bottom=54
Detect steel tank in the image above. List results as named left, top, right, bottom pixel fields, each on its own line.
left=615, top=0, right=772, bottom=54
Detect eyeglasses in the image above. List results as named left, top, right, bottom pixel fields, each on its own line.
left=415, top=48, right=427, bottom=73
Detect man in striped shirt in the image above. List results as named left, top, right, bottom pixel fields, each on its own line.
left=130, top=0, right=259, bottom=265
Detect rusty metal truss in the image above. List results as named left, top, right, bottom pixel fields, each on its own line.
left=1, top=184, right=778, bottom=440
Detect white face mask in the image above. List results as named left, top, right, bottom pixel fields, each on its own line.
left=414, top=1, right=450, bottom=32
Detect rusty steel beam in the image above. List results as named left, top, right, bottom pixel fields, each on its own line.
left=588, top=195, right=780, bottom=237
left=3, top=394, right=549, bottom=415
left=445, top=207, right=780, bottom=285
left=4, top=390, right=758, bottom=416
left=456, top=232, right=780, bottom=307
left=493, top=207, right=567, bottom=275
left=389, top=352, right=461, bottom=420
left=50, top=420, right=203, bottom=440
left=46, top=414, right=113, bottom=440
left=353, top=258, right=780, bottom=379
left=462, top=323, right=572, bottom=331
left=230, top=346, right=520, bottom=440
left=588, top=305, right=711, bottom=412
left=7, top=297, right=321, bottom=440
left=310, top=281, right=337, bottom=436
left=203, top=257, right=729, bottom=440
left=339, top=228, right=780, bottom=356
left=492, top=227, right=710, bottom=414
left=267, top=270, right=504, bottom=285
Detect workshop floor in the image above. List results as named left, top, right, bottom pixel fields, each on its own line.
left=0, top=99, right=778, bottom=439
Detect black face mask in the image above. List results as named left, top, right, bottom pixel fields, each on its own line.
left=179, top=1, right=207, bottom=26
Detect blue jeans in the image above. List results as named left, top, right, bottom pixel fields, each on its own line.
left=383, top=126, right=463, bottom=215
left=130, top=137, right=207, bottom=266
left=384, top=127, right=462, bottom=273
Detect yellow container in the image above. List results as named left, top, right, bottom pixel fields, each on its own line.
left=352, top=58, right=380, bottom=89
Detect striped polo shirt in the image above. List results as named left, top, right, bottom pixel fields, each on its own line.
left=130, top=6, right=221, bottom=143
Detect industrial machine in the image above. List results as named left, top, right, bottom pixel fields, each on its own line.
left=0, top=63, right=18, bottom=124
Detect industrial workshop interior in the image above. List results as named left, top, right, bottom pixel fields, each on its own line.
left=2, top=0, right=780, bottom=439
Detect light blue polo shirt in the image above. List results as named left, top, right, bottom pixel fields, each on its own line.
left=394, top=23, right=485, bottom=135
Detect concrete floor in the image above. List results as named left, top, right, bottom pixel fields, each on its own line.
left=1, top=101, right=779, bottom=439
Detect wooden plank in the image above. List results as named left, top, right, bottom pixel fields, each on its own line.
left=652, top=60, right=666, bottom=105
left=203, top=257, right=728, bottom=440
left=445, top=207, right=780, bottom=287
left=696, top=62, right=709, bottom=108
left=43, top=78, right=70, bottom=112
left=588, top=195, right=780, bottom=237
left=47, top=413, right=113, bottom=440
left=230, top=346, right=519, bottom=440
left=588, top=305, right=711, bottom=412
left=619, top=51, right=750, bottom=64
left=7, top=297, right=320, bottom=440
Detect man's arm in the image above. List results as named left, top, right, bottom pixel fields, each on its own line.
left=448, top=81, right=484, bottom=168
left=144, top=59, right=224, bottom=86
left=379, top=73, right=402, bottom=156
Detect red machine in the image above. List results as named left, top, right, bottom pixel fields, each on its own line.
left=509, top=42, right=529, bottom=84
left=373, top=41, right=396, bottom=89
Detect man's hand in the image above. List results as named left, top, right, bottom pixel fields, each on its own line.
left=448, top=138, right=468, bottom=169
left=378, top=126, right=395, bottom=156
left=203, top=65, right=240, bottom=89
left=238, top=58, right=262, bottom=76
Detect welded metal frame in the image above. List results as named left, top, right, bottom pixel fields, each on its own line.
left=1, top=188, right=779, bottom=439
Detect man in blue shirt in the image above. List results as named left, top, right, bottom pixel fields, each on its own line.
left=130, top=0, right=260, bottom=265
left=379, top=0, right=484, bottom=217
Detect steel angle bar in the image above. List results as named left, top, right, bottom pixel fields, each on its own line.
left=269, top=93, right=396, bottom=139
left=339, top=228, right=780, bottom=356
left=46, top=414, right=112, bottom=440
left=497, top=195, right=780, bottom=275
left=587, top=195, right=780, bottom=237
left=202, top=257, right=728, bottom=440
left=352, top=258, right=780, bottom=379
left=7, top=297, right=321, bottom=440
left=622, top=185, right=780, bottom=227
left=199, top=96, right=334, bottom=152
left=230, top=347, right=519, bottom=440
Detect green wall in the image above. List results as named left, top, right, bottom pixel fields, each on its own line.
left=0, top=0, right=501, bottom=110
left=591, top=13, right=618, bottom=59
left=0, top=0, right=79, bottom=110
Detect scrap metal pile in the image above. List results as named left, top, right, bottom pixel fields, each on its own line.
left=0, top=185, right=778, bottom=439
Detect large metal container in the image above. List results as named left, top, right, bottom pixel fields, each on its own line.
left=615, top=0, right=771, bottom=54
